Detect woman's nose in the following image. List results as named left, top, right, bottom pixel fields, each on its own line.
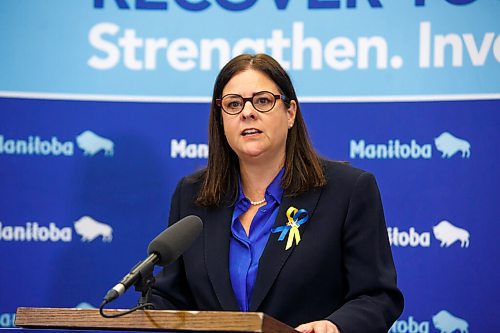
left=240, top=100, right=257, bottom=119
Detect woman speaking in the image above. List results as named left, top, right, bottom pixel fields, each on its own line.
left=150, top=53, right=404, bottom=333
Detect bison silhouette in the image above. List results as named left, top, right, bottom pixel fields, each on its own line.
left=74, top=216, right=113, bottom=242
left=433, top=220, right=469, bottom=248
left=433, top=310, right=468, bottom=333
left=434, top=132, right=470, bottom=158
left=76, top=130, right=114, bottom=156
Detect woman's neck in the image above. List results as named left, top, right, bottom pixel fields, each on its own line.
left=239, top=157, right=284, bottom=202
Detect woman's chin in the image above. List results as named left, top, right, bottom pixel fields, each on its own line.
left=235, top=147, right=269, bottom=160
left=238, top=149, right=285, bottom=164
left=239, top=150, right=265, bottom=160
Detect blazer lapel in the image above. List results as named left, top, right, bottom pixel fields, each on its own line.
left=249, top=186, right=323, bottom=311
left=204, top=205, right=240, bottom=311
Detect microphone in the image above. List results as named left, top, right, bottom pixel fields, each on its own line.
left=103, top=215, right=203, bottom=304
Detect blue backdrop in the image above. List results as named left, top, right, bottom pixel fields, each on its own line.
left=1, top=1, right=499, bottom=332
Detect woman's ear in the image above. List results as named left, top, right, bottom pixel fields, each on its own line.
left=287, top=100, right=297, bottom=129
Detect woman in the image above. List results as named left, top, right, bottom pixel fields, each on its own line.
left=151, top=54, right=404, bottom=333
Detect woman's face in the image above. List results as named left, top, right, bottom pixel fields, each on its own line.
left=221, top=69, right=296, bottom=164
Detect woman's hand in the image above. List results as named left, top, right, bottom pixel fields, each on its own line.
left=295, top=320, right=340, bottom=333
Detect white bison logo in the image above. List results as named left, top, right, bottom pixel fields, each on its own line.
left=432, top=220, right=469, bottom=248
left=433, top=310, right=469, bottom=333
left=76, top=130, right=114, bottom=156
left=434, top=132, right=470, bottom=158
left=75, top=302, right=96, bottom=309
left=74, top=216, right=113, bottom=242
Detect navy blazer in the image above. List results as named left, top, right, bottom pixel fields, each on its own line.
left=150, top=160, right=404, bottom=332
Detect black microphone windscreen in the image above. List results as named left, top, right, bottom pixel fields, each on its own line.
left=147, top=215, right=203, bottom=266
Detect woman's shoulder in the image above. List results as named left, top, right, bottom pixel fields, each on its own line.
left=184, top=168, right=206, bottom=183
left=177, top=167, right=207, bottom=189
left=320, top=159, right=376, bottom=189
left=315, top=159, right=383, bottom=207
left=321, top=159, right=368, bottom=178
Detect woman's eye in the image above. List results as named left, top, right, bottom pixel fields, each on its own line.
left=256, top=98, right=271, bottom=105
left=228, top=101, right=241, bottom=108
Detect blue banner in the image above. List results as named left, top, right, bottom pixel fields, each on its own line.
left=0, top=0, right=498, bottom=98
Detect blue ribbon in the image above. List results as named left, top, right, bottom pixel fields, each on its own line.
left=271, top=207, right=309, bottom=243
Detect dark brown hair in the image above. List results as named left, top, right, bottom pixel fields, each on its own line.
left=196, top=53, right=325, bottom=207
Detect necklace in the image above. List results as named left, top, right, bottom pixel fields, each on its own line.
left=249, top=198, right=266, bottom=206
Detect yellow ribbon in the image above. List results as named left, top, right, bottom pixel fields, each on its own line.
left=285, top=206, right=301, bottom=250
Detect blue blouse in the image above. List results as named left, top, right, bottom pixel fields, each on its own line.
left=229, top=169, right=284, bottom=311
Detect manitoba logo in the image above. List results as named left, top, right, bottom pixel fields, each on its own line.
left=74, top=216, right=113, bottom=242
left=76, top=130, right=114, bottom=156
left=0, top=222, right=72, bottom=242
left=432, top=310, right=469, bottom=333
left=389, top=315, right=429, bottom=333
left=432, top=220, right=470, bottom=248
left=390, top=310, right=469, bottom=333
left=0, top=216, right=113, bottom=243
left=388, top=220, right=469, bottom=248
left=0, top=130, right=114, bottom=157
left=170, top=139, right=208, bottom=159
left=350, top=131, right=470, bottom=160
left=0, top=134, right=73, bottom=156
left=350, top=139, right=432, bottom=159
left=434, top=132, right=471, bottom=159
left=387, top=227, right=431, bottom=247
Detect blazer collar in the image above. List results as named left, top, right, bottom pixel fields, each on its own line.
left=249, top=186, right=323, bottom=311
left=204, top=204, right=241, bottom=311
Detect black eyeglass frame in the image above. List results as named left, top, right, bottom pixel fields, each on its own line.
left=215, top=91, right=290, bottom=115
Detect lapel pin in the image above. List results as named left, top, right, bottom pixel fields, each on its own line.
left=271, top=206, right=309, bottom=250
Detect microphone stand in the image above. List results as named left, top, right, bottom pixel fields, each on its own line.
left=135, top=269, right=155, bottom=308
left=100, top=264, right=156, bottom=318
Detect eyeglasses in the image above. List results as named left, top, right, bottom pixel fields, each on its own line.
left=216, top=91, right=289, bottom=115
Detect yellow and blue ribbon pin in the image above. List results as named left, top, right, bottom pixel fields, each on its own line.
left=271, top=206, right=309, bottom=250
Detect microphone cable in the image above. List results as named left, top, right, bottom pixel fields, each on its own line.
left=99, top=299, right=155, bottom=318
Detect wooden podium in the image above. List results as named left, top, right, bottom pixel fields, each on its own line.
left=15, top=307, right=298, bottom=332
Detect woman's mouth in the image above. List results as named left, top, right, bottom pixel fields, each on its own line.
left=241, top=129, right=262, bottom=136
